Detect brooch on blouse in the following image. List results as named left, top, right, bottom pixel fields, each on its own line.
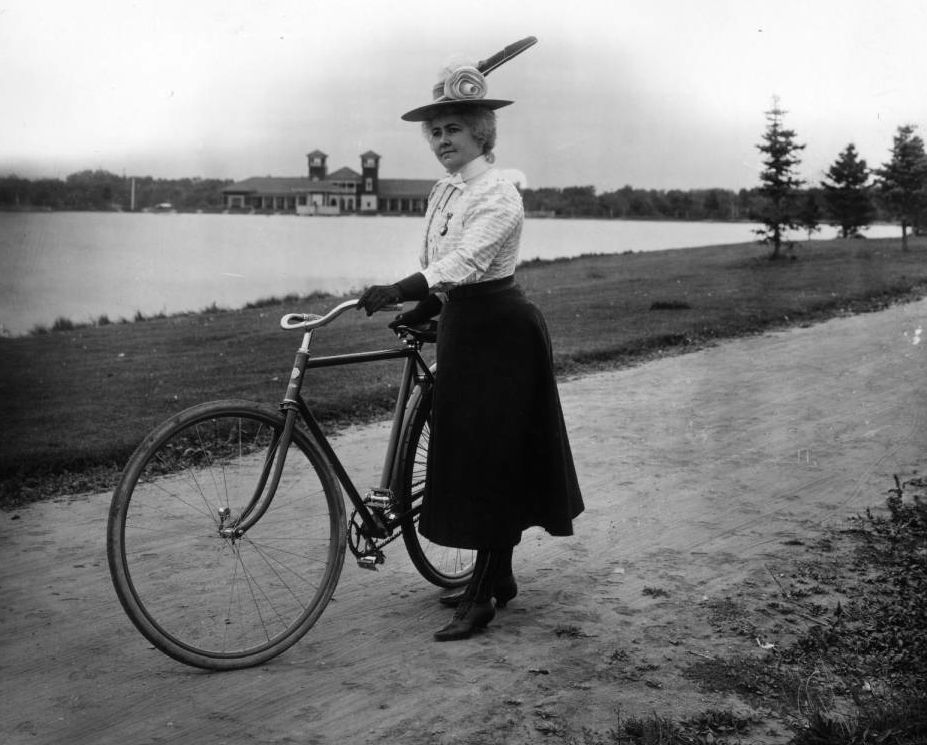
left=439, top=212, right=453, bottom=236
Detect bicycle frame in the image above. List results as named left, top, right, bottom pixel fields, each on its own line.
left=290, top=343, right=434, bottom=538
left=238, top=302, right=436, bottom=551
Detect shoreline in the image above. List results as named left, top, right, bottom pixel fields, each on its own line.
left=1, top=229, right=905, bottom=340
left=0, top=214, right=906, bottom=339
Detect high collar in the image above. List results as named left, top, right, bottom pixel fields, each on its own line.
left=444, top=155, right=492, bottom=188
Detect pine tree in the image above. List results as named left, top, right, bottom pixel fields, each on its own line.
left=797, top=190, right=822, bottom=240
left=875, top=124, right=927, bottom=251
left=821, top=143, right=874, bottom=238
left=755, top=99, right=806, bottom=259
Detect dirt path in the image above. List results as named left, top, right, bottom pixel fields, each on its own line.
left=2, top=298, right=925, bottom=745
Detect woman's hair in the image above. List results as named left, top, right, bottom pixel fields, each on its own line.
left=422, top=106, right=497, bottom=162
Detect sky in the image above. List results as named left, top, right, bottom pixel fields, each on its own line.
left=2, top=0, right=926, bottom=192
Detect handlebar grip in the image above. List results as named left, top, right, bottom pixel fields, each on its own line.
left=279, top=298, right=403, bottom=331
left=280, top=313, right=316, bottom=330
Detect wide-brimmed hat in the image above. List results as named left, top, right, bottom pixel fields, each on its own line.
left=400, top=65, right=512, bottom=122
left=400, top=36, right=537, bottom=122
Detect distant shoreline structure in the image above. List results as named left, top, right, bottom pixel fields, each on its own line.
left=221, top=149, right=434, bottom=217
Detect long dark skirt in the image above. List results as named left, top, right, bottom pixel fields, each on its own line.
left=418, top=277, right=584, bottom=549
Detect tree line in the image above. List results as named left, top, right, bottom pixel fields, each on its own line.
left=0, top=169, right=768, bottom=219
left=0, top=171, right=232, bottom=212
left=0, top=170, right=906, bottom=227
left=522, top=184, right=788, bottom=222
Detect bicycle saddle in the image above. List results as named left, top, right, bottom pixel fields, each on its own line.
left=397, top=320, right=438, bottom=344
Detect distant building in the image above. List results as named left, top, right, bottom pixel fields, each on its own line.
left=221, top=150, right=435, bottom=215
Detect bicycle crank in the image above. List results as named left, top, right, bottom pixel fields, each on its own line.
left=348, top=510, right=389, bottom=570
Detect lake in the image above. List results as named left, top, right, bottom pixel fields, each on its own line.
left=0, top=212, right=901, bottom=336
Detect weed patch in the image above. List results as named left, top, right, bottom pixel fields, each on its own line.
left=577, top=709, right=760, bottom=744
left=684, top=474, right=927, bottom=744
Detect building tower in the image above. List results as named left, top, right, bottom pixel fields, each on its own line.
left=359, top=150, right=381, bottom=212
left=307, top=150, right=328, bottom=181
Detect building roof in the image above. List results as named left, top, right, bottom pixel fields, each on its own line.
left=360, top=150, right=381, bottom=159
left=306, top=149, right=327, bottom=158
left=221, top=177, right=352, bottom=195
left=378, top=178, right=436, bottom=198
left=222, top=177, right=306, bottom=194
left=327, top=166, right=361, bottom=182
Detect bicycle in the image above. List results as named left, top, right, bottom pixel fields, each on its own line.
left=106, top=299, right=474, bottom=671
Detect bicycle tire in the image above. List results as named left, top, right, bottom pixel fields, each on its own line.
left=395, top=383, right=474, bottom=587
left=107, top=400, right=346, bottom=670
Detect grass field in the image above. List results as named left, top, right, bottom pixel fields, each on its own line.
left=1, top=235, right=925, bottom=507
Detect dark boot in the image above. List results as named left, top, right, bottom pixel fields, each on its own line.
left=438, top=545, right=517, bottom=608
left=492, top=545, right=517, bottom=607
left=434, top=550, right=495, bottom=642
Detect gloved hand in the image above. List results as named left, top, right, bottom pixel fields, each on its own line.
left=387, top=294, right=443, bottom=330
left=356, top=273, right=429, bottom=316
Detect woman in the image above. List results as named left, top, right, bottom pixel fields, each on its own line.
left=357, top=57, right=583, bottom=642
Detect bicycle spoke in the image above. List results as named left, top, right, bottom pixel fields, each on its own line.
left=148, top=453, right=216, bottom=521
left=241, top=539, right=313, bottom=612
left=233, top=546, right=285, bottom=644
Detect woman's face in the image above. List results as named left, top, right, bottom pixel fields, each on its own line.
left=428, top=115, right=483, bottom=173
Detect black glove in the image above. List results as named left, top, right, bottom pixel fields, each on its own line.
left=356, top=273, right=429, bottom=316
left=388, top=294, right=443, bottom=330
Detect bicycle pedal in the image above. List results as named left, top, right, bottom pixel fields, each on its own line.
left=364, top=488, right=393, bottom=509
left=357, top=553, right=384, bottom=571
left=364, top=488, right=398, bottom=523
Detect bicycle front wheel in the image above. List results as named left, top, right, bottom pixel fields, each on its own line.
left=107, top=400, right=346, bottom=670
left=395, top=383, right=474, bottom=588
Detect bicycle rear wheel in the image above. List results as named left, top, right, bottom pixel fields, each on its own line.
left=107, top=400, right=346, bottom=670
left=395, top=384, right=474, bottom=587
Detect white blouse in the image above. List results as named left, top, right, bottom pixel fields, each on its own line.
left=419, top=155, right=524, bottom=292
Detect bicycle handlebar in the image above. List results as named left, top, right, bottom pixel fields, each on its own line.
left=280, top=300, right=403, bottom=331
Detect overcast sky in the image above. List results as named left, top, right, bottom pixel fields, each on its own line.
left=2, top=0, right=926, bottom=191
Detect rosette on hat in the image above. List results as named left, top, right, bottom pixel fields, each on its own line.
left=443, top=66, right=486, bottom=101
